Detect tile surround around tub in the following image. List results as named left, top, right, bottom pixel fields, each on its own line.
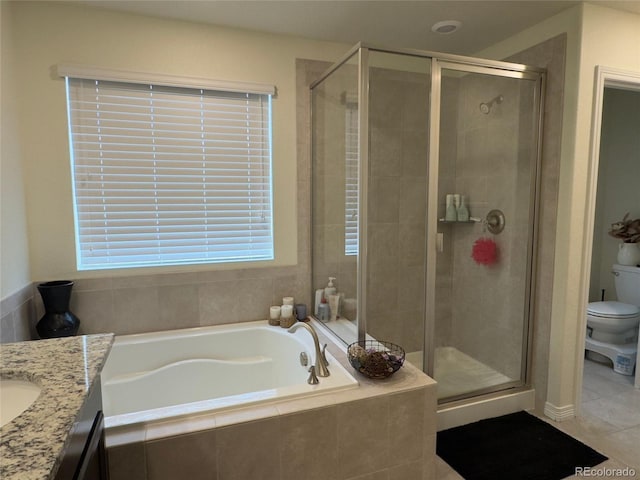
left=0, top=283, right=36, bottom=343
left=109, top=384, right=437, bottom=480
left=29, top=266, right=311, bottom=336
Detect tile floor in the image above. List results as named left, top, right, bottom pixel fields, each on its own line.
left=436, top=358, right=640, bottom=479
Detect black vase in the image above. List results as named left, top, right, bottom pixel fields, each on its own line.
left=37, top=280, right=80, bottom=339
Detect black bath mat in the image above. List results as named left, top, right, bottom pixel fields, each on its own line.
left=436, top=411, right=607, bottom=480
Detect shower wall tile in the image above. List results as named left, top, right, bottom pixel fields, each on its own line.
left=402, top=129, right=429, bottom=177
left=367, top=270, right=399, bottom=314
left=369, top=79, right=404, bottom=131
left=368, top=311, right=404, bottom=347
left=401, top=309, right=425, bottom=353
left=397, top=265, right=426, bottom=306
left=370, top=176, right=400, bottom=223
left=366, top=67, right=431, bottom=353
left=370, top=126, right=403, bottom=178
left=367, top=223, right=400, bottom=273
left=399, top=177, right=427, bottom=223
left=398, top=222, right=426, bottom=267
left=402, top=77, right=430, bottom=129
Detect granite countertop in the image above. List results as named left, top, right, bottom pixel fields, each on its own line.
left=0, top=334, right=114, bottom=480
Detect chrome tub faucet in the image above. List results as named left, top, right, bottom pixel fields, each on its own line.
left=287, top=322, right=330, bottom=378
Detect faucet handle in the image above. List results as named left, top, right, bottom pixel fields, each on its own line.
left=307, top=366, right=319, bottom=385
left=321, top=344, right=329, bottom=367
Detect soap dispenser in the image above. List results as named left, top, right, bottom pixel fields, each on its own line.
left=324, top=277, right=337, bottom=299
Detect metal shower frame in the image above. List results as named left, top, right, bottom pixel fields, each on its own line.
left=310, top=42, right=546, bottom=404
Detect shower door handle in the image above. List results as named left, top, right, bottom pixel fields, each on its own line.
left=437, top=233, right=444, bottom=253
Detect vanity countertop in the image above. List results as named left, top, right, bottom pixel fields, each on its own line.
left=0, top=333, right=114, bottom=480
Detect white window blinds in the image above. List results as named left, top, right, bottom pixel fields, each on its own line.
left=65, top=76, right=274, bottom=270
left=345, top=104, right=359, bottom=256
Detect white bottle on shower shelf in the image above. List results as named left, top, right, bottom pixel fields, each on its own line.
left=324, top=277, right=337, bottom=298
left=314, top=289, right=324, bottom=316
left=457, top=195, right=469, bottom=222
left=445, top=194, right=457, bottom=221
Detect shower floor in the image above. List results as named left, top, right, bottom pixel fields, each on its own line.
left=408, top=346, right=514, bottom=399
left=316, top=319, right=515, bottom=399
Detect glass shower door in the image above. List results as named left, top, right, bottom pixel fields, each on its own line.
left=427, top=61, right=543, bottom=402
left=311, top=52, right=360, bottom=345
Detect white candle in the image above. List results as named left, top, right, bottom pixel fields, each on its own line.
left=281, top=304, right=294, bottom=318
left=269, top=306, right=281, bottom=319
left=282, top=296, right=294, bottom=306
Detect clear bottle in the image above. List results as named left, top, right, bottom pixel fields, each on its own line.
left=457, top=195, right=469, bottom=222
left=445, top=194, right=457, bottom=221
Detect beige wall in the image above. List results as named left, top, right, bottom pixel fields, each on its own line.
left=480, top=4, right=640, bottom=415
left=1, top=2, right=31, bottom=299
left=7, top=1, right=348, bottom=282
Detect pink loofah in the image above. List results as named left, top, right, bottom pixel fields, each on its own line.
left=472, top=238, right=498, bottom=265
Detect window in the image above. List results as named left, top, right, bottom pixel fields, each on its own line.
left=62, top=67, right=274, bottom=270
left=345, top=101, right=358, bottom=256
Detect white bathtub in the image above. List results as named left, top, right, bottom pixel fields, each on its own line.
left=101, top=320, right=358, bottom=430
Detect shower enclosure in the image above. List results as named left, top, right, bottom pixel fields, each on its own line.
left=311, top=44, right=545, bottom=404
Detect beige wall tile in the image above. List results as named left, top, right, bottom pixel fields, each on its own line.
left=388, top=389, right=425, bottom=466
left=337, top=396, right=390, bottom=479
left=280, top=407, right=338, bottom=480
left=108, top=443, right=147, bottom=480
left=236, top=277, right=274, bottom=322
left=345, top=470, right=389, bottom=480
left=157, top=284, right=200, bottom=331
left=389, top=460, right=424, bottom=479
left=216, top=418, right=281, bottom=480
left=146, top=430, right=216, bottom=480
left=112, top=286, right=160, bottom=335
left=15, top=298, right=34, bottom=341
left=0, top=313, right=16, bottom=343
left=72, top=289, right=115, bottom=335
left=198, top=281, right=240, bottom=326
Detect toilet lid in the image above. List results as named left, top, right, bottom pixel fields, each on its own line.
left=587, top=301, right=640, bottom=318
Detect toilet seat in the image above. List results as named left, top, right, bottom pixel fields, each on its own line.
left=587, top=301, right=640, bottom=319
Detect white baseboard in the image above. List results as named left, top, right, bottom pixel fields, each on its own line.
left=543, top=401, right=575, bottom=422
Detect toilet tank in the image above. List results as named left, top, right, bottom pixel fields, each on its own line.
left=614, top=264, right=640, bottom=306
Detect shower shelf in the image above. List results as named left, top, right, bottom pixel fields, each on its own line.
left=438, top=219, right=481, bottom=224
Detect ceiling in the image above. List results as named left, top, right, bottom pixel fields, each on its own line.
left=77, top=0, right=640, bottom=55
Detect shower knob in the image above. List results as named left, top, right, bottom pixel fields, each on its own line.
left=485, top=210, right=506, bottom=234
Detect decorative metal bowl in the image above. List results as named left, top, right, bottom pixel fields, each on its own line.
left=347, top=340, right=405, bottom=379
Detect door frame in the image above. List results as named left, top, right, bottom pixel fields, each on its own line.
left=573, top=65, right=640, bottom=412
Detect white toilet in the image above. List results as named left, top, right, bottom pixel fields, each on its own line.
left=585, top=264, right=640, bottom=376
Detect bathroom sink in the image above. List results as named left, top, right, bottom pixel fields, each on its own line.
left=0, top=378, right=41, bottom=427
